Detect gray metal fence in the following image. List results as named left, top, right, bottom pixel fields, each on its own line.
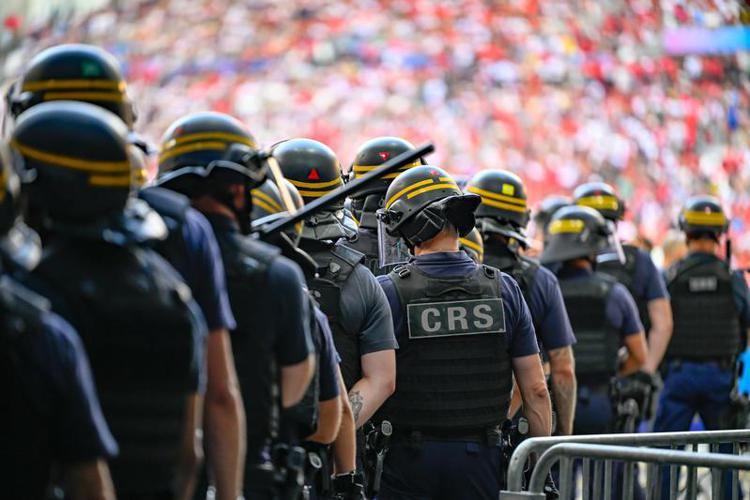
left=500, top=430, right=750, bottom=499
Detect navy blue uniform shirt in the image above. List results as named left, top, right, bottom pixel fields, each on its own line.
left=377, top=251, right=540, bottom=358
left=627, top=245, right=670, bottom=302
left=314, top=306, right=342, bottom=401
left=2, top=288, right=118, bottom=499
left=179, top=208, right=237, bottom=332
left=557, top=266, right=644, bottom=338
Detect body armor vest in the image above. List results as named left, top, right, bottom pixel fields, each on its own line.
left=558, top=272, right=620, bottom=378
left=598, top=244, right=651, bottom=334
left=138, top=187, right=191, bottom=279
left=209, top=219, right=282, bottom=463
left=0, top=276, right=56, bottom=500
left=32, top=241, right=202, bottom=497
left=666, top=255, right=740, bottom=360
left=301, top=240, right=365, bottom=391
left=382, top=263, right=512, bottom=432
left=483, top=248, right=539, bottom=329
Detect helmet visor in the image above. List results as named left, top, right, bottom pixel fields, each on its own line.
left=377, top=210, right=411, bottom=269
left=596, top=221, right=626, bottom=265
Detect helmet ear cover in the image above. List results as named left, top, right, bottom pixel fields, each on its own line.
left=397, top=204, right=448, bottom=248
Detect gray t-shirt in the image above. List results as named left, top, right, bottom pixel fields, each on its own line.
left=340, top=263, right=399, bottom=354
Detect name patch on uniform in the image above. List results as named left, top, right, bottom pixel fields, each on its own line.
left=689, top=276, right=718, bottom=292
left=406, top=298, right=505, bottom=339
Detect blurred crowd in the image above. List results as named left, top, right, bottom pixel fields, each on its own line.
left=3, top=0, right=750, bottom=265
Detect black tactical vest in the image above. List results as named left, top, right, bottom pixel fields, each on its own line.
left=666, top=255, right=741, bottom=360
left=598, top=244, right=652, bottom=334
left=208, top=218, right=283, bottom=463
left=301, top=240, right=365, bottom=391
left=32, top=241, right=202, bottom=497
left=0, top=276, right=55, bottom=500
left=558, top=272, right=620, bottom=378
left=138, top=187, right=191, bottom=278
left=483, top=248, right=539, bottom=328
left=382, top=263, right=512, bottom=432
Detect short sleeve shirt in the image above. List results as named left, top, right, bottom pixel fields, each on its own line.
left=377, top=251, right=539, bottom=358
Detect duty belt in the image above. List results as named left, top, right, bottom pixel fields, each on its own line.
left=392, top=426, right=502, bottom=446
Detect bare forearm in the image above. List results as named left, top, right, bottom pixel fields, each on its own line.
left=205, top=395, right=245, bottom=500
left=306, top=396, right=343, bottom=445
left=175, top=395, right=204, bottom=500
left=348, top=376, right=393, bottom=428
left=550, top=372, right=576, bottom=435
left=65, top=461, right=116, bottom=500
left=333, top=375, right=357, bottom=473
left=522, top=388, right=552, bottom=437
left=644, top=299, right=673, bottom=373
left=508, top=376, right=522, bottom=419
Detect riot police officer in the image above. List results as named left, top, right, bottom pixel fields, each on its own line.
left=273, top=138, right=397, bottom=436
left=10, top=43, right=245, bottom=500
left=376, top=165, right=551, bottom=500
left=540, top=206, right=648, bottom=435
left=654, top=196, right=749, bottom=497
left=251, top=178, right=363, bottom=499
left=346, top=136, right=424, bottom=275
left=0, top=142, right=118, bottom=500
left=530, top=195, right=571, bottom=257
left=157, top=112, right=315, bottom=500
left=574, top=182, right=672, bottom=374
left=467, top=170, right=577, bottom=436
left=12, top=101, right=207, bottom=500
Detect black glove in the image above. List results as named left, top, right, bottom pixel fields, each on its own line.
left=543, top=471, right=559, bottom=499
left=332, top=471, right=366, bottom=500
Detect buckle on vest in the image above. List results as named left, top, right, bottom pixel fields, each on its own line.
left=397, top=267, right=411, bottom=279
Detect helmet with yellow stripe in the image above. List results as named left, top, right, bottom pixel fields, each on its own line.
left=465, top=169, right=530, bottom=248
left=156, top=111, right=263, bottom=195
left=678, top=195, right=728, bottom=241
left=347, top=136, right=424, bottom=199
left=9, top=101, right=164, bottom=244
left=460, top=228, right=484, bottom=263
left=573, top=182, right=625, bottom=222
left=251, top=178, right=305, bottom=242
left=379, top=165, right=479, bottom=248
left=540, top=205, right=616, bottom=265
left=10, top=44, right=135, bottom=127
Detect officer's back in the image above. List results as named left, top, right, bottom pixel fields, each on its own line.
left=11, top=102, right=206, bottom=499
left=375, top=166, right=551, bottom=500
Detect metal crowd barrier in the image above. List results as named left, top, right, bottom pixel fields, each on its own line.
left=499, top=429, right=750, bottom=499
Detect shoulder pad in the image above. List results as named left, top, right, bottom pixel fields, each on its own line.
left=331, top=241, right=366, bottom=267
left=482, top=264, right=497, bottom=279
left=138, top=187, right=191, bottom=223
left=391, top=264, right=412, bottom=279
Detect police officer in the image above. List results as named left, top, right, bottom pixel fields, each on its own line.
left=574, top=182, right=672, bottom=374
left=346, top=136, right=424, bottom=276
left=654, top=196, right=748, bottom=497
left=467, top=170, right=577, bottom=436
left=376, top=165, right=551, bottom=499
left=12, top=101, right=207, bottom=500
left=10, top=43, right=245, bottom=500
left=251, top=178, right=363, bottom=499
left=274, top=138, right=397, bottom=436
left=157, top=112, right=315, bottom=500
left=0, top=142, right=118, bottom=500
left=540, top=206, right=648, bottom=435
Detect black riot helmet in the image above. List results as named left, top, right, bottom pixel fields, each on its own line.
left=573, top=181, right=625, bottom=222
left=10, top=101, right=164, bottom=244
left=379, top=165, right=480, bottom=248
left=466, top=169, right=530, bottom=248
left=251, top=178, right=305, bottom=243
left=460, top=227, right=484, bottom=264
left=347, top=136, right=424, bottom=199
left=678, top=195, right=729, bottom=241
left=10, top=44, right=136, bottom=127
left=540, top=205, right=619, bottom=265
left=273, top=138, right=354, bottom=242
left=156, top=112, right=264, bottom=233
left=533, top=195, right=571, bottom=234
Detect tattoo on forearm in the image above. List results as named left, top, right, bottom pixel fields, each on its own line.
left=349, top=391, right=364, bottom=423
